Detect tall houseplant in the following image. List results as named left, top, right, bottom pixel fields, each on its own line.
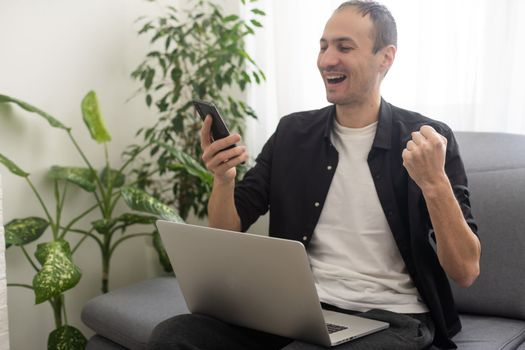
left=129, top=0, right=265, bottom=220
left=0, top=92, right=183, bottom=348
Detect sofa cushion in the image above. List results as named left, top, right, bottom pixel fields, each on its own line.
left=453, top=314, right=525, bottom=350
left=86, top=335, right=127, bottom=350
left=451, top=132, right=525, bottom=320
left=81, top=276, right=188, bottom=350
left=455, top=132, right=525, bottom=171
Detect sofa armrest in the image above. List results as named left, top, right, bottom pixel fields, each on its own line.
left=81, top=276, right=188, bottom=350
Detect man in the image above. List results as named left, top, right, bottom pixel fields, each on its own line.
left=148, top=1, right=480, bottom=349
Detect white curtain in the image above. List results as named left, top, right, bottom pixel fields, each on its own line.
left=243, top=0, right=525, bottom=154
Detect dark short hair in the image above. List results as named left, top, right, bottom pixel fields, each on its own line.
left=337, top=0, right=397, bottom=53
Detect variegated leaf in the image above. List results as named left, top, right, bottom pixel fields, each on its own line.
left=0, top=152, right=29, bottom=177
left=81, top=91, right=111, bottom=143
left=48, top=325, right=87, bottom=350
left=121, top=186, right=183, bottom=222
left=156, top=141, right=213, bottom=187
left=116, top=213, right=157, bottom=226
left=48, top=166, right=96, bottom=192
left=100, top=166, right=125, bottom=188
left=33, top=240, right=81, bottom=304
left=5, top=217, right=49, bottom=248
left=34, top=239, right=71, bottom=265
left=0, top=94, right=70, bottom=130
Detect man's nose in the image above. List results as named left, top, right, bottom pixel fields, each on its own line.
left=318, top=47, right=339, bottom=69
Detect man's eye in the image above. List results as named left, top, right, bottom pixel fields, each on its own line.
left=320, top=46, right=327, bottom=52
left=340, top=47, right=353, bottom=52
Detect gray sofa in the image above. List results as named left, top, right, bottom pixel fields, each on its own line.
left=82, top=132, right=525, bottom=349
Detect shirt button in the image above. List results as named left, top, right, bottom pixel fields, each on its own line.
left=327, top=165, right=333, bottom=171
left=302, top=236, right=308, bottom=241
left=375, top=173, right=381, bottom=180
left=314, top=202, right=320, bottom=207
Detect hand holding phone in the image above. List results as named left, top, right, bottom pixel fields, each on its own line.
left=193, top=100, right=236, bottom=150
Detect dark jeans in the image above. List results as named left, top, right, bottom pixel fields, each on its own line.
left=147, top=307, right=435, bottom=350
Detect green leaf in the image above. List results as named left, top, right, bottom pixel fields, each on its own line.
left=239, top=80, right=247, bottom=91
left=241, top=71, right=252, bottom=83
left=251, top=8, right=266, bottom=16
left=153, top=230, right=172, bottom=272
left=33, top=240, right=82, bottom=304
left=100, top=167, right=125, bottom=188
left=48, top=166, right=96, bottom=192
left=252, top=71, right=261, bottom=84
left=48, top=325, right=87, bottom=350
left=172, top=114, right=184, bottom=133
left=170, top=67, right=182, bottom=83
left=138, top=21, right=153, bottom=35
left=244, top=24, right=255, bottom=35
left=0, top=153, right=29, bottom=177
left=250, top=19, right=263, bottom=28
left=5, top=217, right=48, bottom=248
left=121, top=186, right=183, bottom=222
left=156, top=142, right=213, bottom=187
left=116, top=213, right=157, bottom=226
left=145, top=68, right=155, bottom=89
left=81, top=91, right=112, bottom=144
left=237, top=47, right=253, bottom=62
left=258, top=69, right=267, bottom=81
left=91, top=219, right=116, bottom=235
left=223, top=15, right=239, bottom=22
left=156, top=96, right=169, bottom=113
left=150, top=145, right=160, bottom=157
left=0, top=94, right=70, bottom=131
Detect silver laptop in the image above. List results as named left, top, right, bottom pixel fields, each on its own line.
left=156, top=221, right=389, bottom=347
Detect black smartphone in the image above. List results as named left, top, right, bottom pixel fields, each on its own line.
left=193, top=99, right=236, bottom=150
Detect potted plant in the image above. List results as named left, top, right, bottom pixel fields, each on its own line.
left=128, top=0, right=266, bottom=221
left=0, top=92, right=186, bottom=348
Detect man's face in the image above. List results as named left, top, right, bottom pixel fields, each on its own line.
left=317, top=7, right=387, bottom=106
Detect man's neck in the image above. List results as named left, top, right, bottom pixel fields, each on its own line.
left=335, top=96, right=381, bottom=128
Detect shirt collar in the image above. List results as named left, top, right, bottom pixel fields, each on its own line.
left=323, top=105, right=337, bottom=142
left=323, top=98, right=392, bottom=150
left=372, top=98, right=393, bottom=150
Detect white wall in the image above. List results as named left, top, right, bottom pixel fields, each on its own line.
left=0, top=175, right=9, bottom=350
left=0, top=0, right=240, bottom=348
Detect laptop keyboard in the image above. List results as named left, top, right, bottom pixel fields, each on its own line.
left=326, top=323, right=348, bottom=334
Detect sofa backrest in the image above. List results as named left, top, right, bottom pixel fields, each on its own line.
left=451, top=132, right=525, bottom=320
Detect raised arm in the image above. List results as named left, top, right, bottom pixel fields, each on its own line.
left=402, top=125, right=481, bottom=288
left=200, top=115, right=248, bottom=231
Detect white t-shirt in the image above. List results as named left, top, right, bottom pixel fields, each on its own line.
left=308, top=119, right=428, bottom=314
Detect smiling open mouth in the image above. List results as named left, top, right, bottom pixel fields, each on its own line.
left=326, top=74, right=347, bottom=84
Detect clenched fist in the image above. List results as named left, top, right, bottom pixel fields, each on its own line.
left=402, top=125, right=448, bottom=191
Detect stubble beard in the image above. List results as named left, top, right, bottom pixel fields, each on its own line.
left=325, top=76, right=377, bottom=108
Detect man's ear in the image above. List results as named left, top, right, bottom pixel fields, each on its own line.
left=379, top=45, right=397, bottom=74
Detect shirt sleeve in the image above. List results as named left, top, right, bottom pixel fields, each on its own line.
left=442, top=127, right=479, bottom=236
left=234, top=132, right=276, bottom=232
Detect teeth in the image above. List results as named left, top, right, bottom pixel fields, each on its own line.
left=327, top=74, right=345, bottom=79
